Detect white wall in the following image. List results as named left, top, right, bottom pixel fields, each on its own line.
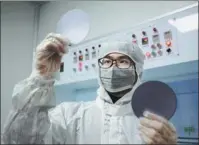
left=38, top=1, right=196, bottom=43
left=1, top=2, right=35, bottom=130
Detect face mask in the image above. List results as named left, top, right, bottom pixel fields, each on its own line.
left=100, top=66, right=137, bottom=93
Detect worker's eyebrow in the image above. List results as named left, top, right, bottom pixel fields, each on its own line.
left=104, top=55, right=134, bottom=61
left=104, top=54, right=130, bottom=59
left=104, top=55, right=114, bottom=59
left=117, top=55, right=131, bottom=59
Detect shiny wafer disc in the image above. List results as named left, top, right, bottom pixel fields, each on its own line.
left=56, top=9, right=90, bottom=45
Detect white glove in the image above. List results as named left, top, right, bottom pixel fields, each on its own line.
left=34, top=33, right=69, bottom=77
left=139, top=111, right=177, bottom=144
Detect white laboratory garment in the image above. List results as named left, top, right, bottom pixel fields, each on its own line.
left=2, top=41, right=146, bottom=144
left=2, top=74, right=144, bottom=144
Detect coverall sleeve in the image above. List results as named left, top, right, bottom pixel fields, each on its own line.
left=1, top=74, right=69, bottom=144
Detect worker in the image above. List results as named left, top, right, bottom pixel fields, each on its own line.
left=2, top=33, right=177, bottom=144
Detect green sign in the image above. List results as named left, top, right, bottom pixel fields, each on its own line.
left=184, top=126, right=195, bottom=136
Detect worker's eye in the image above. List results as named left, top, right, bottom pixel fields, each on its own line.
left=118, top=59, right=131, bottom=64
left=102, top=58, right=112, bottom=64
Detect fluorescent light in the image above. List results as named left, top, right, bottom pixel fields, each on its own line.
left=168, top=13, right=198, bottom=33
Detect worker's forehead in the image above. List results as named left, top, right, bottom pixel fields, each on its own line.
left=105, top=53, right=128, bottom=58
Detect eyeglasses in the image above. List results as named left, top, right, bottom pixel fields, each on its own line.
left=98, top=57, right=134, bottom=69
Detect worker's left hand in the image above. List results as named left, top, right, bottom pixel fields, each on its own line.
left=138, top=111, right=177, bottom=144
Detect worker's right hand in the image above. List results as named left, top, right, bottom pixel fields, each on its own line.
left=34, top=33, right=69, bottom=76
